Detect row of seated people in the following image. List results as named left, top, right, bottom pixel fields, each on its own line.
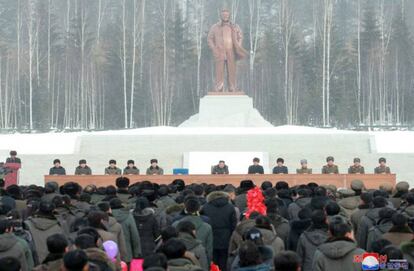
left=0, top=176, right=412, bottom=271
left=46, top=156, right=391, bottom=176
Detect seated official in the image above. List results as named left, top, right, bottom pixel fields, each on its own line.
left=272, top=157, right=288, bottom=174
left=296, top=159, right=312, bottom=174
left=123, top=160, right=140, bottom=175
left=211, top=160, right=229, bottom=174
left=49, top=159, right=66, bottom=175
left=105, top=159, right=122, bottom=175
left=75, top=159, right=92, bottom=175
left=322, top=156, right=339, bottom=174
left=6, top=150, right=21, bottom=164
left=348, top=157, right=365, bottom=174
left=146, top=158, right=164, bottom=175
left=248, top=157, right=264, bottom=174
left=374, top=157, right=391, bottom=174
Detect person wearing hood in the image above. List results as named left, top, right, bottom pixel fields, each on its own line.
left=172, top=196, right=213, bottom=262
left=351, top=192, right=372, bottom=236
left=201, top=190, right=237, bottom=271
left=356, top=196, right=388, bottom=249
left=24, top=200, right=63, bottom=263
left=366, top=208, right=395, bottom=251
left=176, top=221, right=209, bottom=271
left=155, top=185, right=176, bottom=211
left=109, top=198, right=141, bottom=263
left=236, top=240, right=271, bottom=271
left=265, top=198, right=289, bottom=247
left=288, top=208, right=312, bottom=251
left=162, top=238, right=203, bottom=271
left=288, top=187, right=312, bottom=221
left=312, top=215, right=365, bottom=271
left=254, top=215, right=284, bottom=255
left=133, top=197, right=160, bottom=257
left=382, top=213, right=414, bottom=247
left=229, top=228, right=274, bottom=271
left=0, top=219, right=34, bottom=271
left=296, top=210, right=329, bottom=271
left=33, top=233, right=68, bottom=271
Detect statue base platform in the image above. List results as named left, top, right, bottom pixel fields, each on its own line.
left=179, top=94, right=273, bottom=127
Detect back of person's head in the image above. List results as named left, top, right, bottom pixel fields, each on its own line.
left=238, top=240, right=262, bottom=267
left=314, top=186, right=327, bottom=197
left=297, top=188, right=311, bottom=197
left=172, top=179, right=185, bottom=192
left=261, top=181, right=272, bottom=191
left=311, top=210, right=327, bottom=227
left=265, top=197, right=279, bottom=214
left=158, top=185, right=169, bottom=197
left=161, top=238, right=186, bottom=259
left=77, top=227, right=100, bottom=246
left=143, top=253, right=168, bottom=271
left=370, top=239, right=392, bottom=254
left=275, top=181, right=289, bottom=191
left=135, top=196, right=150, bottom=212
left=0, top=257, right=21, bottom=271
left=264, top=188, right=276, bottom=199
left=380, top=245, right=404, bottom=260
left=298, top=207, right=312, bottom=220
left=75, top=234, right=97, bottom=249
left=329, top=215, right=352, bottom=238
left=310, top=196, right=326, bottom=210
left=109, top=198, right=123, bottom=209
left=161, top=226, right=178, bottom=242
left=0, top=219, right=12, bottom=234
left=184, top=196, right=200, bottom=214
left=192, top=184, right=204, bottom=196
left=255, top=215, right=272, bottom=231
left=325, top=202, right=340, bottom=216
left=405, top=193, right=414, bottom=205
left=274, top=251, right=301, bottom=271
left=45, top=182, right=58, bottom=194
left=87, top=211, right=106, bottom=228
left=79, top=193, right=91, bottom=203
left=373, top=196, right=387, bottom=208
left=373, top=189, right=389, bottom=199
left=391, top=213, right=407, bottom=227
left=63, top=249, right=89, bottom=271
left=97, top=202, right=110, bottom=213
left=360, top=192, right=373, bottom=205
left=378, top=207, right=395, bottom=220
left=38, top=200, right=56, bottom=215
left=176, top=220, right=196, bottom=238
left=47, top=233, right=68, bottom=254
left=115, top=177, right=130, bottom=189
left=105, top=185, right=117, bottom=196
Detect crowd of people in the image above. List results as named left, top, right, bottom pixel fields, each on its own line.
left=0, top=172, right=413, bottom=271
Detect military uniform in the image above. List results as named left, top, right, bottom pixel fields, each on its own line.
left=348, top=165, right=365, bottom=174
left=296, top=168, right=312, bottom=174
left=75, top=166, right=92, bottom=175
left=146, top=166, right=164, bottom=175
left=123, top=166, right=140, bottom=175
left=105, top=166, right=122, bottom=175
left=321, top=165, right=339, bottom=174
left=211, top=165, right=229, bottom=174
left=374, top=166, right=391, bottom=174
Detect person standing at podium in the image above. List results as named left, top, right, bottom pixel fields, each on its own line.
left=212, top=160, right=229, bottom=174
left=146, top=159, right=164, bottom=175
left=75, top=159, right=92, bottom=175
left=272, top=158, right=288, bottom=174
left=49, top=159, right=66, bottom=175
left=248, top=157, right=264, bottom=174
left=6, top=150, right=21, bottom=164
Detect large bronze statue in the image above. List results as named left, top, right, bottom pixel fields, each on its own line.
left=208, top=9, right=247, bottom=92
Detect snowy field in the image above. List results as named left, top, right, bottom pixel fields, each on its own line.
left=1, top=125, right=414, bottom=186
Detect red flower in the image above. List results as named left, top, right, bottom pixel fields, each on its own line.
left=245, top=187, right=267, bottom=218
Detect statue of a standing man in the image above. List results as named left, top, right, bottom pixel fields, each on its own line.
left=208, top=9, right=247, bottom=92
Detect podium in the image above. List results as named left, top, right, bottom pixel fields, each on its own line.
left=5, top=163, right=21, bottom=187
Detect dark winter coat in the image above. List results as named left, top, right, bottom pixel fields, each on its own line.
left=236, top=264, right=271, bottom=271
left=33, top=253, right=63, bottom=271
left=338, top=196, right=360, bottom=217
left=123, top=166, right=140, bottom=175
left=105, top=217, right=128, bottom=262
left=105, top=166, right=122, bottom=175
left=257, top=227, right=285, bottom=255
left=400, top=239, right=414, bottom=268
left=267, top=213, right=289, bottom=247
left=0, top=233, right=34, bottom=271
left=356, top=208, right=382, bottom=249
left=272, top=166, right=288, bottom=174
left=49, top=166, right=66, bottom=175
left=201, top=191, right=237, bottom=250
left=229, top=246, right=273, bottom=271
left=287, top=218, right=312, bottom=251
left=228, top=219, right=256, bottom=255
left=133, top=207, right=160, bottom=257
left=374, top=166, right=391, bottom=174
left=296, top=226, right=329, bottom=271
left=6, top=157, right=21, bottom=164
left=234, top=193, right=248, bottom=213
left=366, top=219, right=393, bottom=251
left=146, top=166, right=164, bottom=175
left=74, top=165, right=92, bottom=175
left=312, top=237, right=365, bottom=271
left=167, top=258, right=203, bottom=271
left=24, top=216, right=63, bottom=263
left=382, top=225, right=414, bottom=247
left=84, top=247, right=117, bottom=271
left=350, top=204, right=370, bottom=236
left=111, top=208, right=141, bottom=261
left=321, top=164, right=339, bottom=174
left=288, top=197, right=311, bottom=220
left=211, top=165, right=229, bottom=175
left=178, top=232, right=209, bottom=271
left=248, top=165, right=264, bottom=174
left=155, top=195, right=176, bottom=211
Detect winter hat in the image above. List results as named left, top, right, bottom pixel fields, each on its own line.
left=115, top=177, right=130, bottom=188
left=351, top=179, right=364, bottom=191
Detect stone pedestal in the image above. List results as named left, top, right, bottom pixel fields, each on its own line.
left=179, top=94, right=273, bottom=127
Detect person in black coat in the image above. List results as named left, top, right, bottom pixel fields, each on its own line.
left=248, top=158, right=264, bottom=174
left=202, top=191, right=237, bottom=271
left=133, top=197, right=160, bottom=257
left=49, top=159, right=66, bottom=175
left=272, top=158, right=288, bottom=174
left=287, top=207, right=312, bottom=251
